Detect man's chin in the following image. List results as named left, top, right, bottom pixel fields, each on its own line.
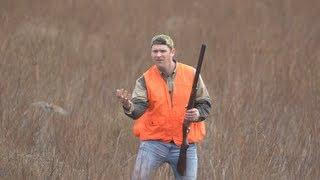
left=155, top=64, right=165, bottom=72
left=154, top=61, right=164, bottom=67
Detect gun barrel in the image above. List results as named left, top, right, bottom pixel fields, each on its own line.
left=177, top=44, right=207, bottom=176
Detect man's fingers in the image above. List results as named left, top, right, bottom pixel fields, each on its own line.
left=124, top=91, right=128, bottom=100
left=116, top=88, right=124, bottom=95
left=185, top=108, right=200, bottom=121
left=186, top=108, right=197, bottom=113
left=126, top=93, right=132, bottom=100
left=116, top=88, right=129, bottom=101
left=116, top=89, right=132, bottom=108
left=185, top=111, right=197, bottom=116
left=116, top=89, right=121, bottom=97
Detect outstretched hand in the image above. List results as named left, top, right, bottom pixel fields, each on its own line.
left=116, top=88, right=132, bottom=110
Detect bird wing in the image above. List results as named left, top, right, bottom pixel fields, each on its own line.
left=52, top=104, right=69, bottom=116
left=31, top=101, right=49, bottom=108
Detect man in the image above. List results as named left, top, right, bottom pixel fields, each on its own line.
left=116, top=34, right=211, bottom=180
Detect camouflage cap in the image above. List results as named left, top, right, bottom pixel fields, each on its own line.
left=151, top=34, right=174, bottom=49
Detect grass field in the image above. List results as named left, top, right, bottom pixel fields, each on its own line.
left=0, top=0, right=319, bottom=179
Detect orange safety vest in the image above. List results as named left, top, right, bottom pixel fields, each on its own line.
left=133, top=62, right=205, bottom=145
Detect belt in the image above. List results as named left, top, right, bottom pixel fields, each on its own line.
left=169, top=140, right=194, bottom=145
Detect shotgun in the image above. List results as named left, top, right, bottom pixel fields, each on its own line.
left=177, top=44, right=206, bottom=176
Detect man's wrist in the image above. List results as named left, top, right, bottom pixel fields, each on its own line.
left=123, top=101, right=134, bottom=114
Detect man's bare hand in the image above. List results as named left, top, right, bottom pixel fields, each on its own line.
left=185, top=108, right=200, bottom=122
left=116, top=88, right=132, bottom=110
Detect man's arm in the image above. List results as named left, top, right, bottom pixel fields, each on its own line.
left=124, top=76, right=148, bottom=119
left=195, top=75, right=212, bottom=121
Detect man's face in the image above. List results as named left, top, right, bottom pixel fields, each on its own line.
left=151, top=44, right=175, bottom=70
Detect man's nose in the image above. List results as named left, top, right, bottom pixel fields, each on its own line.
left=156, top=52, right=162, bottom=57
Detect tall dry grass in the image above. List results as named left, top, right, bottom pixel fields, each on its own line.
left=0, top=0, right=319, bottom=179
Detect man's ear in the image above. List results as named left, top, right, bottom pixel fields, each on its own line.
left=170, top=48, right=176, bottom=57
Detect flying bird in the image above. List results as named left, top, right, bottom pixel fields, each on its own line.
left=31, top=101, right=69, bottom=116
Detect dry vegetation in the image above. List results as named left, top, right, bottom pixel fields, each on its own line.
left=0, top=0, right=319, bottom=179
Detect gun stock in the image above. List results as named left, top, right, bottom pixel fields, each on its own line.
left=177, top=44, right=206, bottom=176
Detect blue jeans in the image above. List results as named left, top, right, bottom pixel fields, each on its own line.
left=132, top=140, right=198, bottom=180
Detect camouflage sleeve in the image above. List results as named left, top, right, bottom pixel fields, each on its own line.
left=195, top=75, right=212, bottom=121
left=124, top=76, right=148, bottom=119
